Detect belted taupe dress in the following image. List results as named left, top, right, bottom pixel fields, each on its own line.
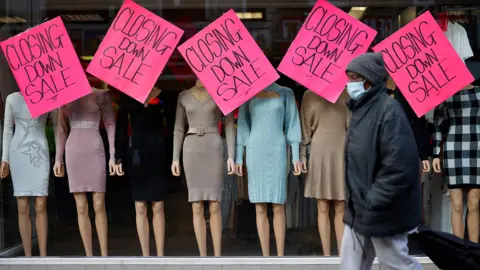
left=173, top=89, right=235, bottom=202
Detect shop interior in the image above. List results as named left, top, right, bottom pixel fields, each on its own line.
left=0, top=0, right=478, bottom=256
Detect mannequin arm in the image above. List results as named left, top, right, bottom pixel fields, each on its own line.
left=1, top=95, right=13, bottom=163
left=224, top=113, right=235, bottom=159
left=173, top=92, right=187, bottom=162
left=55, top=107, right=68, bottom=163
left=416, top=116, right=432, bottom=160
left=432, top=102, right=448, bottom=157
left=235, top=103, right=250, bottom=164
left=99, top=92, right=116, bottom=161
left=299, top=91, right=313, bottom=162
left=284, top=89, right=301, bottom=163
left=366, top=104, right=419, bottom=210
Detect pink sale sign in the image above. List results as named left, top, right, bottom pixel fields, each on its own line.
left=374, top=11, right=474, bottom=117
left=277, top=0, right=377, bottom=103
left=177, top=9, right=279, bottom=115
left=0, top=17, right=92, bottom=118
left=87, top=0, right=184, bottom=103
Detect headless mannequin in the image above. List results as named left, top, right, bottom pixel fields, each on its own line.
left=235, top=90, right=302, bottom=256
left=115, top=87, right=165, bottom=256
left=53, top=87, right=116, bottom=256
left=171, top=80, right=235, bottom=256
left=1, top=166, right=48, bottom=257
left=299, top=91, right=348, bottom=256
left=0, top=93, right=54, bottom=256
left=432, top=84, right=479, bottom=243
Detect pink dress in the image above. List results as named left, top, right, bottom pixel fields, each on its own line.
left=55, top=91, right=115, bottom=193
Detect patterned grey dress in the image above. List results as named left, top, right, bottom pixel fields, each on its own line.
left=433, top=86, right=480, bottom=189
left=2, top=92, right=50, bottom=196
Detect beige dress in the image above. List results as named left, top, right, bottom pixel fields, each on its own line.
left=300, top=90, right=350, bottom=200
left=173, top=89, right=235, bottom=202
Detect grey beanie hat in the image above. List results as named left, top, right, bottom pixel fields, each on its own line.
left=346, top=53, right=388, bottom=85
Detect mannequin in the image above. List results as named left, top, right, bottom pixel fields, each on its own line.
left=235, top=82, right=302, bottom=256
left=299, top=90, right=349, bottom=256
left=171, top=79, right=235, bottom=256
left=115, top=87, right=167, bottom=256
left=53, top=86, right=116, bottom=256
left=0, top=91, right=55, bottom=256
left=432, top=83, right=479, bottom=243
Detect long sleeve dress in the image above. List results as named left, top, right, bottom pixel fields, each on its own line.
left=235, top=83, right=301, bottom=204
left=173, top=88, right=235, bottom=202
left=115, top=92, right=168, bottom=202
left=2, top=92, right=50, bottom=196
left=300, top=90, right=349, bottom=201
left=55, top=90, right=116, bottom=193
left=432, top=86, right=480, bottom=189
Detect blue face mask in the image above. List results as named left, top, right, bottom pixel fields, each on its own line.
left=346, top=81, right=366, bottom=100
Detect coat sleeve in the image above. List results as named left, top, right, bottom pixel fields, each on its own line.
left=235, top=102, right=250, bottom=165
left=366, top=101, right=420, bottom=211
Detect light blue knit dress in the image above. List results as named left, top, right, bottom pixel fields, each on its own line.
left=236, top=83, right=301, bottom=204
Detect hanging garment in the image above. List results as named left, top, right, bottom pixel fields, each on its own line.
left=2, top=92, right=50, bottom=196
left=115, top=93, right=168, bottom=202
left=56, top=90, right=116, bottom=193
left=173, top=89, right=235, bottom=202
left=433, top=87, right=480, bottom=188
left=236, top=83, right=301, bottom=204
left=445, top=21, right=474, bottom=62
left=300, top=90, right=349, bottom=201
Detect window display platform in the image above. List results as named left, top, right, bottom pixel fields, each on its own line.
left=0, top=257, right=438, bottom=270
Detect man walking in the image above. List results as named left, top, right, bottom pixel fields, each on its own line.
left=340, top=53, right=423, bottom=270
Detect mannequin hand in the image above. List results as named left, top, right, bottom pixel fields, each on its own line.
left=115, top=163, right=124, bottom=176
left=235, top=164, right=243, bottom=176
left=108, top=160, right=116, bottom=176
left=227, top=158, right=235, bottom=175
left=301, top=159, right=307, bottom=173
left=171, top=161, right=181, bottom=176
left=0, top=161, right=9, bottom=178
left=422, top=160, right=431, bottom=173
left=293, top=161, right=302, bottom=176
left=53, top=161, right=65, bottom=177
left=432, top=158, right=441, bottom=173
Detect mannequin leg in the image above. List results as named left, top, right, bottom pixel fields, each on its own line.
left=93, top=192, right=108, bottom=256
left=449, top=189, right=465, bottom=239
left=152, top=201, right=165, bottom=256
left=135, top=201, right=150, bottom=256
left=17, top=197, right=32, bottom=256
left=272, top=204, right=286, bottom=256
left=34, top=197, right=48, bottom=256
left=192, top=201, right=207, bottom=256
left=333, top=200, right=345, bottom=254
left=317, top=199, right=331, bottom=256
left=255, top=203, right=270, bottom=256
left=467, top=189, right=480, bottom=243
left=73, top=193, right=93, bottom=256
left=208, top=201, right=222, bottom=256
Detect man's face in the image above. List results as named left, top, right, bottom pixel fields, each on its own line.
left=347, top=71, right=372, bottom=90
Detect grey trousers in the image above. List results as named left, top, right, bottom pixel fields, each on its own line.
left=340, top=225, right=423, bottom=270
